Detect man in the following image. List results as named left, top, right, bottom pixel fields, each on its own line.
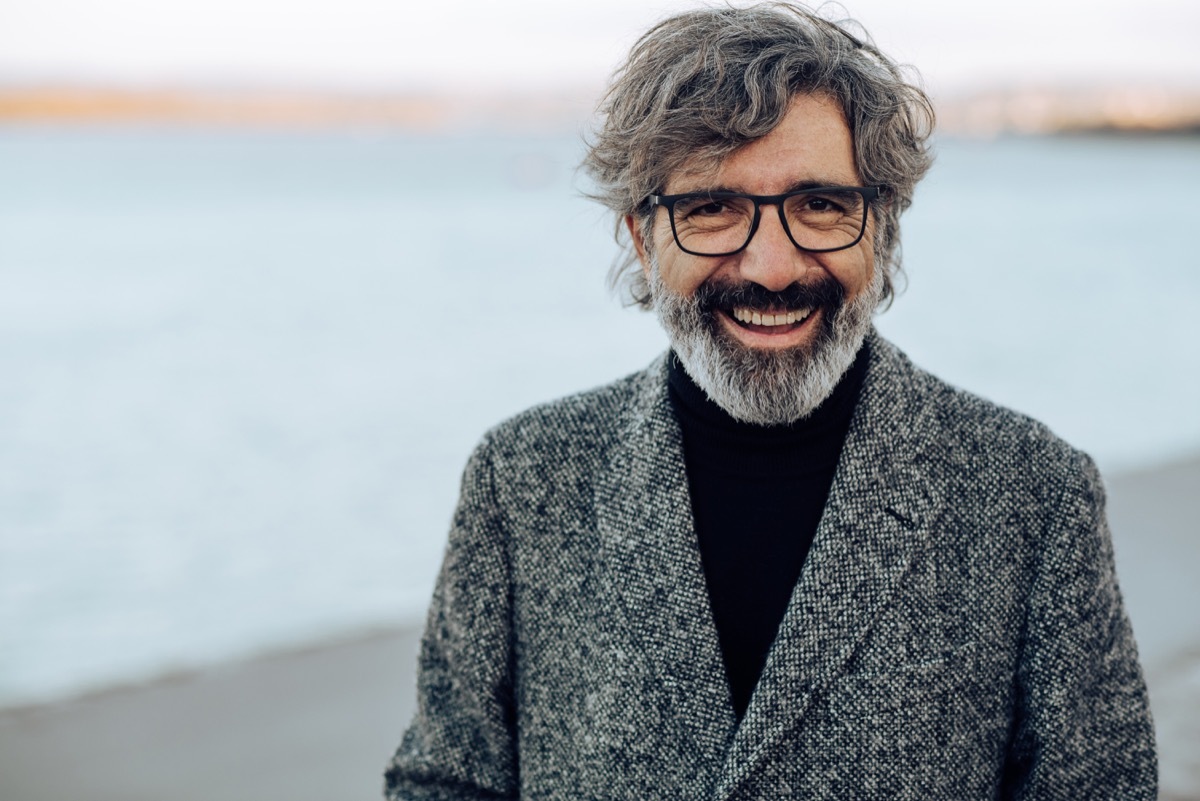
left=385, top=4, right=1157, bottom=799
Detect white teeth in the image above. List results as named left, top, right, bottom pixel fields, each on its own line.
left=731, top=307, right=812, bottom=327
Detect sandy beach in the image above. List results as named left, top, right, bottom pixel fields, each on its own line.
left=2, top=456, right=1197, bottom=801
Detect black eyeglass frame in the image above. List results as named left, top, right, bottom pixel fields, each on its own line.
left=648, top=185, right=884, bottom=257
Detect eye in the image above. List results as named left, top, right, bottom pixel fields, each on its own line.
left=677, top=198, right=731, bottom=218
left=674, top=194, right=754, bottom=221
left=803, top=196, right=843, bottom=213
left=786, top=190, right=862, bottom=221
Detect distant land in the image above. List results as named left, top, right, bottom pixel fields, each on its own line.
left=936, top=84, right=1200, bottom=137
left=1, top=84, right=1199, bottom=137
left=0, top=85, right=599, bottom=133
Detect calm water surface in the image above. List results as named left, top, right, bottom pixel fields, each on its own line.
left=1, top=126, right=1198, bottom=706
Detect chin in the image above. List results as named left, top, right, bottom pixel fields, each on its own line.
left=651, top=269, right=883, bottom=425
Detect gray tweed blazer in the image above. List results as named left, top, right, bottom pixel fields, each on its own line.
left=385, top=331, right=1156, bottom=800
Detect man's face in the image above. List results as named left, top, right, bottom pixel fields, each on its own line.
left=628, top=92, right=883, bottom=424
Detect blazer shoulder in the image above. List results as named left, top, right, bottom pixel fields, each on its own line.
left=883, top=341, right=1096, bottom=488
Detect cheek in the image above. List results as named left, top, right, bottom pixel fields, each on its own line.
left=649, top=222, right=705, bottom=295
left=654, top=248, right=715, bottom=297
left=826, top=241, right=876, bottom=300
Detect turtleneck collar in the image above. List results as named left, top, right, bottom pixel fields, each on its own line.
left=666, top=341, right=869, bottom=476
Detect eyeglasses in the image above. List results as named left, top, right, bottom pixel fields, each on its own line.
left=648, top=185, right=883, bottom=257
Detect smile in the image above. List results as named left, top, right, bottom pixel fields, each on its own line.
left=731, top=307, right=812, bottom=328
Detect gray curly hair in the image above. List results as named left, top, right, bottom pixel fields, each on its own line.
left=581, top=2, right=935, bottom=309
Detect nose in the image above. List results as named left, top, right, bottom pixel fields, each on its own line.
left=736, top=204, right=810, bottom=292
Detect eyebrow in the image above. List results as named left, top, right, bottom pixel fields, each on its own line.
left=673, top=178, right=859, bottom=195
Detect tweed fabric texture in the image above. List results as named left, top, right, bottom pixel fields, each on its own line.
left=384, top=331, right=1156, bottom=800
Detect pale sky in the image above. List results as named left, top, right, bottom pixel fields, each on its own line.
left=2, top=0, right=1198, bottom=95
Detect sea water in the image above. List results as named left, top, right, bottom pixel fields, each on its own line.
left=1, top=125, right=1198, bottom=707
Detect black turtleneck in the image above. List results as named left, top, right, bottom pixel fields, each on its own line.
left=666, top=344, right=868, bottom=720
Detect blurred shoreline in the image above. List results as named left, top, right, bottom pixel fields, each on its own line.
left=2, top=83, right=1200, bottom=136
left=0, top=85, right=600, bottom=133
left=1, top=453, right=1197, bottom=800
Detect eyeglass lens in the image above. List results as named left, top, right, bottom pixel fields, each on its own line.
left=671, top=189, right=867, bottom=255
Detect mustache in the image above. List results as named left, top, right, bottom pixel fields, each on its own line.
left=693, top=277, right=845, bottom=315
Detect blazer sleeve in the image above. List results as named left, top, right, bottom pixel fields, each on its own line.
left=384, top=434, right=518, bottom=801
left=1003, top=453, right=1157, bottom=799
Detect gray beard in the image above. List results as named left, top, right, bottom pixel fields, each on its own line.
left=649, top=265, right=881, bottom=426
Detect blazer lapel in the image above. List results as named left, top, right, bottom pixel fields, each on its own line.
left=715, top=333, right=942, bottom=799
left=594, top=357, right=739, bottom=787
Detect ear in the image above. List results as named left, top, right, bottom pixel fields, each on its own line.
left=625, top=214, right=651, bottom=276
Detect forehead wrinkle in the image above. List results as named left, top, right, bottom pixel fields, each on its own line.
left=665, top=95, right=862, bottom=196
left=670, top=175, right=861, bottom=195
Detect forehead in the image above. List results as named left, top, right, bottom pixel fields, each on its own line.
left=665, top=93, right=860, bottom=194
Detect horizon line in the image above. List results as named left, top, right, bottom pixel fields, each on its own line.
left=2, top=83, right=1199, bottom=137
